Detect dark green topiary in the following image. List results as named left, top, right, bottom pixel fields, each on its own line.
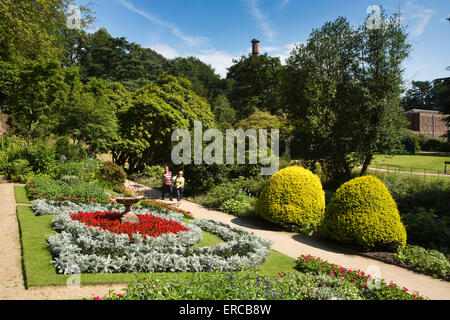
left=255, top=166, right=325, bottom=229
left=319, top=176, right=407, bottom=251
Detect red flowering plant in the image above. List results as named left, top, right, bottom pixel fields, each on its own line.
left=70, top=211, right=189, bottom=241
left=295, top=254, right=425, bottom=300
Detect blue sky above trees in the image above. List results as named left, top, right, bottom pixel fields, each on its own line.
left=79, top=0, right=450, bottom=82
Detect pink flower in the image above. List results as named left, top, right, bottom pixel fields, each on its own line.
left=403, top=287, right=408, bottom=291
left=329, top=272, right=334, bottom=276
left=340, top=274, right=345, bottom=277
left=350, top=278, right=355, bottom=281
left=93, top=297, right=100, bottom=300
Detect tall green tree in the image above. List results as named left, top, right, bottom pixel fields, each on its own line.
left=53, top=73, right=119, bottom=155
left=401, top=81, right=437, bottom=111
left=434, top=77, right=450, bottom=129
left=69, top=28, right=167, bottom=91
left=5, top=58, right=69, bottom=137
left=281, top=13, right=410, bottom=185
left=166, top=56, right=231, bottom=103
left=227, top=53, right=283, bottom=119
left=113, top=74, right=215, bottom=172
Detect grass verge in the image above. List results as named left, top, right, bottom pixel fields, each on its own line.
left=14, top=185, right=31, bottom=204
left=16, top=205, right=297, bottom=288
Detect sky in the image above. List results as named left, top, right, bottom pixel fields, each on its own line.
left=77, top=0, right=450, bottom=82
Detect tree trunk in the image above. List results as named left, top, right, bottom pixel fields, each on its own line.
left=360, top=154, right=373, bottom=176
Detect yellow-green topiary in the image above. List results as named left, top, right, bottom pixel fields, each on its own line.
left=255, top=166, right=325, bottom=228
left=319, top=176, right=407, bottom=251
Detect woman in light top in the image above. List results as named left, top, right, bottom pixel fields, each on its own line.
left=173, top=171, right=185, bottom=205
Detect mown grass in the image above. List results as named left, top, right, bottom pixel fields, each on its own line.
left=14, top=185, right=31, bottom=204
left=16, top=205, right=297, bottom=288
left=372, top=153, right=450, bottom=173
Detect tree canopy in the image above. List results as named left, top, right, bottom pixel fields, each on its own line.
left=113, top=74, right=215, bottom=172
left=227, top=53, right=283, bottom=120
left=281, top=13, right=410, bottom=185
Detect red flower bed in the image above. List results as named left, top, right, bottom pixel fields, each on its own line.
left=70, top=211, right=189, bottom=240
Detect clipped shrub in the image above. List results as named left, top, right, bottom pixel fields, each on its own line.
left=320, top=176, right=407, bottom=251
left=98, top=161, right=127, bottom=188
left=255, top=166, right=325, bottom=229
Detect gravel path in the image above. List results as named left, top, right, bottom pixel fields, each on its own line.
left=0, top=183, right=126, bottom=300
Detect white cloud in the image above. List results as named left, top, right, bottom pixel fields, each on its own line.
left=243, top=0, right=278, bottom=41
left=117, top=0, right=208, bottom=47
left=403, top=0, right=435, bottom=37
left=269, top=42, right=299, bottom=64
left=149, top=44, right=180, bottom=59
left=146, top=43, right=239, bottom=78
left=193, top=49, right=239, bottom=78
left=280, top=0, right=290, bottom=8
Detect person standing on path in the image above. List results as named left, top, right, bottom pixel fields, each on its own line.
left=173, top=171, right=185, bottom=205
left=161, top=165, right=173, bottom=201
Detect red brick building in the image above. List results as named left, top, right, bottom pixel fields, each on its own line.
left=403, top=109, right=449, bottom=139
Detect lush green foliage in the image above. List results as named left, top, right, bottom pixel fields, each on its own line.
left=320, top=176, right=407, bottom=251
left=97, top=161, right=127, bottom=188
left=227, top=53, right=283, bottom=119
left=282, top=14, right=410, bottom=184
left=394, top=245, right=450, bottom=279
left=219, top=197, right=254, bottom=217
left=295, top=255, right=424, bottom=300
left=26, top=177, right=109, bottom=203
left=100, top=271, right=370, bottom=300
left=255, top=166, right=325, bottom=229
left=113, top=74, right=215, bottom=172
left=379, top=174, right=450, bottom=253
left=52, top=159, right=99, bottom=182
left=193, top=177, right=266, bottom=217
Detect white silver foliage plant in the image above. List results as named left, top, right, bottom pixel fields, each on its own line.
left=40, top=200, right=272, bottom=274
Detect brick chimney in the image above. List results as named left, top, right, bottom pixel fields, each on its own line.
left=251, top=38, right=260, bottom=56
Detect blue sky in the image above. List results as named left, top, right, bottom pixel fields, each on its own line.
left=78, top=0, right=450, bottom=82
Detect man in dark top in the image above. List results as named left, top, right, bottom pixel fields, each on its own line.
left=161, top=165, right=173, bottom=201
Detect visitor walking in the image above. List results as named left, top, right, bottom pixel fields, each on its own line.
left=173, top=171, right=185, bottom=205
left=161, top=165, right=173, bottom=201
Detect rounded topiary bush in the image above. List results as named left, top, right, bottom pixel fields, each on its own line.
left=319, top=176, right=407, bottom=251
left=255, top=166, right=325, bottom=228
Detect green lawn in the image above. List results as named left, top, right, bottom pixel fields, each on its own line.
left=14, top=185, right=31, bottom=204
left=372, top=153, right=450, bottom=173
left=16, top=205, right=297, bottom=288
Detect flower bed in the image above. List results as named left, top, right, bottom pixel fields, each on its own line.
left=295, top=254, right=424, bottom=300
left=39, top=200, right=272, bottom=274
left=70, top=211, right=189, bottom=240
left=26, top=177, right=109, bottom=203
